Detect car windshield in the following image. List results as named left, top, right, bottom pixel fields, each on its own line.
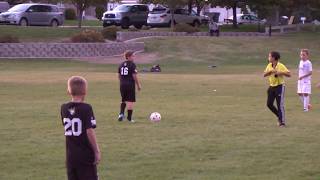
left=7, top=4, right=30, bottom=12
left=150, top=8, right=167, bottom=14
left=113, top=5, right=130, bottom=12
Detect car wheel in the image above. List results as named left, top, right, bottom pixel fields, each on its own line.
left=193, top=20, right=200, bottom=27
left=50, top=19, right=59, bottom=27
left=19, top=18, right=28, bottom=26
left=121, top=18, right=130, bottom=29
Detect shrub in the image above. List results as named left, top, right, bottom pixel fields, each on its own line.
left=101, top=26, right=119, bottom=40
left=128, top=26, right=139, bottom=31
left=173, top=23, right=200, bottom=33
left=95, top=6, right=105, bottom=20
left=65, top=8, right=76, bottom=20
left=71, top=29, right=105, bottom=43
left=0, top=35, right=20, bottom=43
left=142, top=25, right=150, bottom=30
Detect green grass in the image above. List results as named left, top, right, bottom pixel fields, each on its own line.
left=1, top=32, right=320, bottom=179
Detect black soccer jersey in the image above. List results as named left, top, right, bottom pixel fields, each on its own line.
left=118, top=61, right=137, bottom=85
left=60, top=102, right=96, bottom=167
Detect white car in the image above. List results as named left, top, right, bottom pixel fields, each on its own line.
left=225, top=14, right=265, bottom=24
left=147, top=7, right=201, bottom=27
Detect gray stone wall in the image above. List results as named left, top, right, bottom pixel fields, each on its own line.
left=0, top=42, right=144, bottom=58
left=117, top=31, right=267, bottom=41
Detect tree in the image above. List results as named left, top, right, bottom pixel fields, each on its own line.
left=68, top=0, right=104, bottom=28
left=187, top=0, right=209, bottom=16
left=247, top=0, right=320, bottom=25
left=194, top=0, right=208, bottom=15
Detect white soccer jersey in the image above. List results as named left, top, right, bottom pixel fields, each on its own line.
left=298, top=60, right=312, bottom=83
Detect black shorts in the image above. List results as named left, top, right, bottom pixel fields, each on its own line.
left=67, top=164, right=98, bottom=180
left=120, top=84, right=135, bottom=102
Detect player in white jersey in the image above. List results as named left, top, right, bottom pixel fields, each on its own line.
left=297, top=49, right=312, bottom=112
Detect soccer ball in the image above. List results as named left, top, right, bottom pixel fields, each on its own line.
left=150, top=112, right=161, bottom=122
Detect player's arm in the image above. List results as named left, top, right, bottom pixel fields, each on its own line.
left=276, top=71, right=291, bottom=77
left=299, top=71, right=312, bottom=80
left=263, top=70, right=276, bottom=77
left=276, top=65, right=291, bottom=77
left=133, top=73, right=141, bottom=91
left=299, top=63, right=312, bottom=80
left=87, top=128, right=101, bottom=165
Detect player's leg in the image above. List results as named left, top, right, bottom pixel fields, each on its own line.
left=118, top=85, right=127, bottom=121
left=118, top=101, right=126, bottom=121
left=67, top=165, right=79, bottom=180
left=297, top=80, right=304, bottom=109
left=126, top=101, right=134, bottom=122
left=275, top=85, right=286, bottom=126
left=126, top=85, right=136, bottom=122
left=77, top=165, right=98, bottom=180
left=303, top=83, right=312, bottom=111
left=267, top=87, right=279, bottom=119
left=303, top=93, right=310, bottom=111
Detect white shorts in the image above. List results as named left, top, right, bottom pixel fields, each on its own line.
left=297, top=80, right=311, bottom=94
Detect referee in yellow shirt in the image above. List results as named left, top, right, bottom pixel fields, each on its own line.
left=264, top=51, right=291, bottom=127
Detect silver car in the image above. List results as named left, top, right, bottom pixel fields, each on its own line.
left=0, top=3, right=64, bottom=26
left=102, top=4, right=149, bottom=29
left=147, top=7, right=202, bottom=27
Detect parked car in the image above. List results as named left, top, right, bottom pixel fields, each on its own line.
left=0, top=3, right=64, bottom=26
left=0, top=1, right=10, bottom=13
left=199, top=14, right=210, bottom=24
left=102, top=4, right=149, bottom=29
left=224, top=14, right=265, bottom=24
left=147, top=7, right=202, bottom=27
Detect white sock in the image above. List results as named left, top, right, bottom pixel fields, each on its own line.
left=303, top=96, right=309, bottom=110
left=306, top=96, right=310, bottom=108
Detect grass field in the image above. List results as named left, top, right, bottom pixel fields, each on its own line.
left=1, top=32, right=320, bottom=180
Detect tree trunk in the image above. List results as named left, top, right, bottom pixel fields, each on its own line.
left=170, top=9, right=175, bottom=29
left=232, top=2, right=238, bottom=28
left=188, top=0, right=193, bottom=14
left=78, top=8, right=83, bottom=28
left=274, top=6, right=279, bottom=25
left=195, top=0, right=201, bottom=16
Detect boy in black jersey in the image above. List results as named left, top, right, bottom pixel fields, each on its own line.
left=118, top=51, right=141, bottom=123
left=61, top=76, right=101, bottom=180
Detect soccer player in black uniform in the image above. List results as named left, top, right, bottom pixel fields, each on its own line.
left=118, top=50, right=141, bottom=123
left=61, top=76, right=101, bottom=180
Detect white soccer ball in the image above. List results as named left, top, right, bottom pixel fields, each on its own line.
left=150, top=112, right=161, bottom=122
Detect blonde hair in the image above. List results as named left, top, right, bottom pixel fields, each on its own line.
left=301, top=49, right=309, bottom=55
left=67, top=76, right=87, bottom=96
left=124, top=50, right=134, bottom=60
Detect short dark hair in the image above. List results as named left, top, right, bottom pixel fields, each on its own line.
left=68, top=76, right=87, bottom=96
left=270, top=51, right=280, bottom=61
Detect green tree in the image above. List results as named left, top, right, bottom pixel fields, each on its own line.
left=247, top=0, right=320, bottom=25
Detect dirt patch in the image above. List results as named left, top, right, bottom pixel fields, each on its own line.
left=73, top=52, right=159, bottom=64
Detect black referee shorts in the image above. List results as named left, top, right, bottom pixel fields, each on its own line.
left=120, top=84, right=136, bottom=102
left=67, top=164, right=98, bottom=180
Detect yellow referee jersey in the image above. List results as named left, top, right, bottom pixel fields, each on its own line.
left=264, top=62, right=289, bottom=87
